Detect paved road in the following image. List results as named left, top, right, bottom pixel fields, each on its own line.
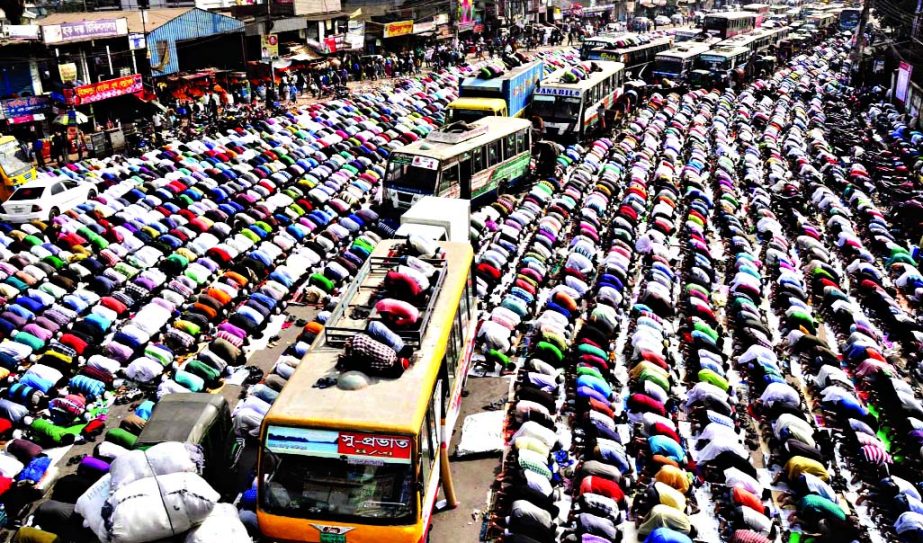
left=431, top=374, right=511, bottom=541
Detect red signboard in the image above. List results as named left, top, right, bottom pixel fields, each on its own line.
left=64, top=74, right=142, bottom=106
left=338, top=432, right=412, bottom=461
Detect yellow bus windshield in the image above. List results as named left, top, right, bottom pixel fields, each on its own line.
left=261, top=437, right=416, bottom=525
left=0, top=140, right=31, bottom=178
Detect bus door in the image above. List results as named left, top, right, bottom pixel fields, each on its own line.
left=459, top=153, right=473, bottom=199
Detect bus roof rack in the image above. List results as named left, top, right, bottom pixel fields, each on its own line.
left=323, top=250, right=448, bottom=349
left=428, top=121, right=490, bottom=144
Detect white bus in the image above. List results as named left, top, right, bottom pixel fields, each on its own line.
left=652, top=41, right=718, bottom=82
left=532, top=60, right=625, bottom=141
left=382, top=117, right=533, bottom=211
left=690, top=45, right=752, bottom=88
left=716, top=28, right=780, bottom=56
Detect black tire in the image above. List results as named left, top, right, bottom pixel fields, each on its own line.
left=48, top=207, right=60, bottom=222
left=88, top=189, right=97, bottom=200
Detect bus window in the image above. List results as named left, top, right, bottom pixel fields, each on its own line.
left=438, top=163, right=459, bottom=196
left=420, top=405, right=437, bottom=487
left=515, top=130, right=526, bottom=154
left=504, top=134, right=516, bottom=161
left=473, top=146, right=485, bottom=172
left=260, top=435, right=415, bottom=523
left=487, top=141, right=500, bottom=167
left=386, top=154, right=440, bottom=194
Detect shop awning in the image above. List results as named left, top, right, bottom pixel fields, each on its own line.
left=285, top=44, right=322, bottom=62
left=303, top=11, right=350, bottom=21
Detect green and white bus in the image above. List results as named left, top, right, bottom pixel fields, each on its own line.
left=382, top=117, right=533, bottom=211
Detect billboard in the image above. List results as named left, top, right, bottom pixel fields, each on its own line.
left=64, top=74, right=142, bottom=106
left=384, top=20, right=414, bottom=38
left=43, top=18, right=128, bottom=44
left=261, top=34, right=279, bottom=60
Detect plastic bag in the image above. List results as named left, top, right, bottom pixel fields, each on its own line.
left=184, top=504, right=251, bottom=543
left=106, top=472, right=219, bottom=543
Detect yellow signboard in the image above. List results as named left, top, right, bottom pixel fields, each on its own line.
left=58, top=62, right=78, bottom=83
left=384, top=20, right=414, bottom=38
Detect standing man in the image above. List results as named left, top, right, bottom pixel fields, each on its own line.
left=51, top=132, right=64, bottom=165
left=32, top=137, right=44, bottom=168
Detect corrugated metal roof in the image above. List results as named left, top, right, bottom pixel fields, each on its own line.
left=147, top=8, right=245, bottom=77
left=37, top=8, right=191, bottom=33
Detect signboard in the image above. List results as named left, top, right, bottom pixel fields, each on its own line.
left=411, top=156, right=439, bottom=170
left=266, top=426, right=412, bottom=463
left=43, top=18, right=128, bottom=44
left=128, top=33, right=146, bottom=50
left=0, top=96, right=50, bottom=119
left=7, top=114, right=45, bottom=125
left=346, top=20, right=364, bottom=50
left=434, top=13, right=449, bottom=25
left=64, top=74, right=142, bottom=106
left=338, top=432, right=412, bottom=461
left=535, top=87, right=581, bottom=97
left=4, top=25, right=40, bottom=40
left=413, top=20, right=436, bottom=34
left=474, top=23, right=485, bottom=33
left=324, top=35, right=338, bottom=54
left=261, top=34, right=279, bottom=60
left=59, top=63, right=78, bottom=83
left=896, top=61, right=913, bottom=104
left=384, top=20, right=414, bottom=38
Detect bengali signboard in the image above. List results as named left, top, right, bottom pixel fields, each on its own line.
left=266, top=426, right=412, bottom=463
left=0, top=96, right=50, bottom=119
left=384, top=20, right=414, bottom=38
left=43, top=18, right=128, bottom=44
left=64, top=74, right=142, bottom=106
left=337, top=432, right=412, bottom=461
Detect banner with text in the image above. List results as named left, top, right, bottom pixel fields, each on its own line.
left=43, top=18, right=127, bottom=44
left=384, top=20, right=414, bottom=38
left=64, top=74, right=142, bottom=106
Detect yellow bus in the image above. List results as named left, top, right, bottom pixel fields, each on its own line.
left=445, top=97, right=508, bottom=122
left=257, top=239, right=477, bottom=543
left=0, top=136, right=37, bottom=201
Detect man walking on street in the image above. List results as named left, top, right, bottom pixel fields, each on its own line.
left=32, top=137, right=44, bottom=168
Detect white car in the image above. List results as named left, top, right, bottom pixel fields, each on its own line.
left=654, top=15, right=672, bottom=26
left=0, top=179, right=96, bottom=223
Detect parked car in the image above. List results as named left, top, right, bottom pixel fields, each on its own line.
left=655, top=15, right=672, bottom=26
left=0, top=178, right=96, bottom=223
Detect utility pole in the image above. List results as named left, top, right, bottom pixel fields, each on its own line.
left=851, top=0, right=871, bottom=84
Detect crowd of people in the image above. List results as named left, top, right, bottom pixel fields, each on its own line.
left=472, top=30, right=923, bottom=543
left=3, top=14, right=923, bottom=543
left=0, top=46, right=472, bottom=542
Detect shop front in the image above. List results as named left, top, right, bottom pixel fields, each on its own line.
left=0, top=96, right=52, bottom=139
